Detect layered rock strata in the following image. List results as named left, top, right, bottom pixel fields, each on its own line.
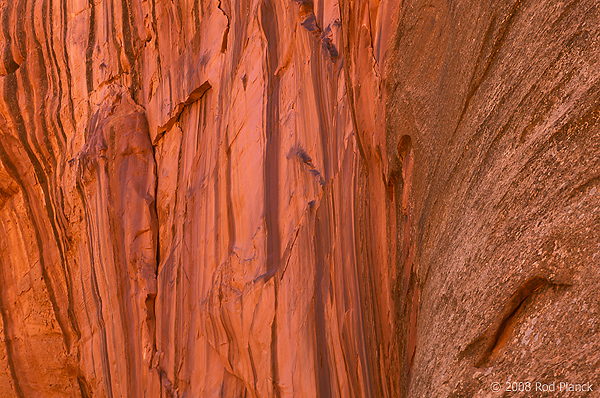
left=0, top=0, right=598, bottom=397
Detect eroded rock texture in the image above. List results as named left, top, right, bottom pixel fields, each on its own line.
left=0, top=0, right=598, bottom=397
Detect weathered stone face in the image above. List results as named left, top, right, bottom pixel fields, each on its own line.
left=385, top=1, right=600, bottom=396
left=0, top=0, right=598, bottom=397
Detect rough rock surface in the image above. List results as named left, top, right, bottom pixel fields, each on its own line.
left=0, top=0, right=598, bottom=397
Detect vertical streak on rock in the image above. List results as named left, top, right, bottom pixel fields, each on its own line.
left=356, top=180, right=384, bottom=398
left=0, top=6, right=20, bottom=76
left=338, top=0, right=369, bottom=170
left=120, top=0, right=141, bottom=102
left=76, top=184, right=116, bottom=398
left=0, top=235, right=25, bottom=398
left=225, top=132, right=236, bottom=260
left=28, top=2, right=84, bottom=345
left=1, top=74, right=75, bottom=351
left=311, top=46, right=330, bottom=183
left=76, top=92, right=158, bottom=397
left=396, top=135, right=416, bottom=394
left=85, top=0, right=95, bottom=95
left=266, top=49, right=282, bottom=398
left=41, top=0, right=68, bottom=150
left=76, top=160, right=117, bottom=398
left=42, top=1, right=71, bottom=264
left=0, top=144, right=72, bottom=396
left=313, top=193, right=333, bottom=398
left=260, top=1, right=281, bottom=395
left=150, top=142, right=160, bottom=362
left=1, top=0, right=599, bottom=396
left=59, top=0, right=77, bottom=133
left=106, top=166, right=136, bottom=398
left=173, top=243, right=182, bottom=391
left=451, top=0, right=524, bottom=146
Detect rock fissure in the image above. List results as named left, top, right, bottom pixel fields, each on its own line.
left=156, top=82, right=212, bottom=144
left=1, top=0, right=599, bottom=396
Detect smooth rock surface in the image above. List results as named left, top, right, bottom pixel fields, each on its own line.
left=0, top=0, right=598, bottom=397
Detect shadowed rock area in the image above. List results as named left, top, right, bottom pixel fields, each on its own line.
left=0, top=0, right=598, bottom=397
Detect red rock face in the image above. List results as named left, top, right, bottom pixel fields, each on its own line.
left=0, top=0, right=598, bottom=397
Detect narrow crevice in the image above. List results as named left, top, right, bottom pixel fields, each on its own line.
left=0, top=58, right=22, bottom=76
left=569, top=175, right=600, bottom=200
left=155, top=82, right=211, bottom=145
left=147, top=116, right=162, bottom=394
left=460, top=276, right=572, bottom=368
left=77, top=375, right=93, bottom=398
left=247, top=345, right=259, bottom=393
left=145, top=293, right=157, bottom=351
left=217, top=0, right=230, bottom=52
left=119, top=0, right=142, bottom=103
left=151, top=137, right=160, bottom=331
left=1, top=4, right=25, bottom=76
left=279, top=221, right=302, bottom=281
left=85, top=0, right=95, bottom=94
left=476, top=276, right=561, bottom=366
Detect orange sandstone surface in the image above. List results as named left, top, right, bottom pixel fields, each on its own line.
left=0, top=0, right=599, bottom=397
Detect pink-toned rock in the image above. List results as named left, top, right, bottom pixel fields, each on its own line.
left=0, top=0, right=599, bottom=397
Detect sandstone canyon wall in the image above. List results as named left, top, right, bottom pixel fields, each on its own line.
left=0, top=0, right=599, bottom=397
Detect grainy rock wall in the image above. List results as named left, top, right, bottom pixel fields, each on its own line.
left=0, top=0, right=598, bottom=397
